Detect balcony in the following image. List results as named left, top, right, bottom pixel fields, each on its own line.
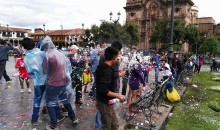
left=2, top=34, right=12, bottom=37
left=17, top=34, right=25, bottom=38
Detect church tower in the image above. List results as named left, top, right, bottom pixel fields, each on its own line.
left=124, top=0, right=195, bottom=52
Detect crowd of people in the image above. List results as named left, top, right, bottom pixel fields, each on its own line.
left=0, top=36, right=206, bottom=130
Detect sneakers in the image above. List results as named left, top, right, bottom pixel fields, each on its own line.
left=20, top=89, right=24, bottom=93
left=28, top=88, right=31, bottom=93
left=6, top=79, right=12, bottom=84
left=31, top=120, right=38, bottom=126
left=46, top=125, right=59, bottom=130
left=57, top=115, right=65, bottom=123
left=75, top=100, right=83, bottom=105
left=72, top=118, right=79, bottom=124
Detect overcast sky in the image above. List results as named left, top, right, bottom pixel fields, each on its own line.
left=0, top=0, right=219, bottom=30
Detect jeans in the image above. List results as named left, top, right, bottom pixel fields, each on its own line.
left=155, top=67, right=159, bottom=82
left=46, top=85, right=76, bottom=128
left=0, top=61, right=6, bottom=81
left=72, top=78, right=82, bottom=101
left=95, top=109, right=102, bottom=130
left=31, top=85, right=46, bottom=122
left=122, top=77, right=128, bottom=95
left=144, top=71, right=149, bottom=84
left=3, top=69, right=11, bottom=81
left=90, top=72, right=97, bottom=97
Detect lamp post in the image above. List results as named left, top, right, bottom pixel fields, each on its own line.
left=109, top=11, right=121, bottom=37
left=60, top=24, right=63, bottom=47
left=43, top=24, right=45, bottom=36
left=194, top=23, right=199, bottom=55
left=6, top=24, right=9, bottom=40
left=109, top=11, right=121, bottom=24
left=82, top=23, right=84, bottom=29
left=168, top=0, right=175, bottom=67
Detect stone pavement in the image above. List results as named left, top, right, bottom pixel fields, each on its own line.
left=0, top=56, right=210, bottom=130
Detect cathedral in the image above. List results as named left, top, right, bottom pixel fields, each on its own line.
left=124, top=0, right=198, bottom=52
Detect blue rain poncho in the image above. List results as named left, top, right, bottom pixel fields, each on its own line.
left=24, top=48, right=46, bottom=86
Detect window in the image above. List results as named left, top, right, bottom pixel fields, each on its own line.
left=130, top=12, right=135, bottom=17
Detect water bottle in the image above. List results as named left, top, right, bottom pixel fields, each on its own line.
left=108, top=97, right=128, bottom=105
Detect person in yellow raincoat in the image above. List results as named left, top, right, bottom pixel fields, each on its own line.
left=82, top=54, right=91, bottom=93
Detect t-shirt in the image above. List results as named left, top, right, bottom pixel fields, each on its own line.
left=15, top=59, right=29, bottom=78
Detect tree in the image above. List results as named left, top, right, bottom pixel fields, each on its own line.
left=199, top=36, right=220, bottom=54
left=185, top=24, right=199, bottom=52
left=150, top=17, right=199, bottom=51
left=87, top=20, right=140, bottom=46
left=150, top=17, right=170, bottom=49
left=123, top=21, right=140, bottom=46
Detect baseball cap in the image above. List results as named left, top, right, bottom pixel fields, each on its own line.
left=70, top=45, right=79, bottom=50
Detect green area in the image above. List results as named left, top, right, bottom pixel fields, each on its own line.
left=166, top=72, right=220, bottom=130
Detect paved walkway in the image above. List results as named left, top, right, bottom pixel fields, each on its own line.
left=0, top=56, right=210, bottom=130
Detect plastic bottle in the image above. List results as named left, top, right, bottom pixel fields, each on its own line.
left=108, top=97, right=128, bottom=105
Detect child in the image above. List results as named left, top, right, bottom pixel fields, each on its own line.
left=15, top=53, right=30, bottom=93
left=82, top=58, right=91, bottom=93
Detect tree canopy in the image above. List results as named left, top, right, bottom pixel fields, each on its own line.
left=150, top=17, right=199, bottom=51
left=199, top=35, right=220, bottom=54
left=84, top=20, right=140, bottom=46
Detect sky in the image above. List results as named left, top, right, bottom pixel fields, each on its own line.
left=0, top=0, right=219, bottom=31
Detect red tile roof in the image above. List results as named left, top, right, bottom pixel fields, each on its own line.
left=0, top=26, right=31, bottom=32
left=31, top=28, right=85, bottom=36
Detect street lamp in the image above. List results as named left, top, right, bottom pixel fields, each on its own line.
left=43, top=24, right=45, bottom=36
left=82, top=23, right=84, bottom=29
left=168, top=0, right=175, bottom=67
left=193, top=23, right=199, bottom=55
left=109, top=11, right=121, bottom=39
left=6, top=24, right=9, bottom=40
left=109, top=11, right=121, bottom=24
left=60, top=24, right=63, bottom=37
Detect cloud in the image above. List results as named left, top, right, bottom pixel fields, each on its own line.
left=0, top=0, right=126, bottom=30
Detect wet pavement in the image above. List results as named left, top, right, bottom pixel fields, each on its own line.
left=0, top=56, right=211, bottom=130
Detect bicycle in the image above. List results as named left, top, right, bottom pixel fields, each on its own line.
left=126, top=76, right=172, bottom=127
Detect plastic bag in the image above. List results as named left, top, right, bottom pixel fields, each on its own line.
left=166, top=87, right=181, bottom=102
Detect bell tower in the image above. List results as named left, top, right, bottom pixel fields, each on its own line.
left=124, top=0, right=195, bottom=52
left=124, top=0, right=144, bottom=48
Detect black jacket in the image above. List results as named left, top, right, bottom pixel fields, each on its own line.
left=96, top=62, right=116, bottom=104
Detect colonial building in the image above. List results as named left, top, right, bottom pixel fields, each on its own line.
left=0, top=25, right=31, bottom=46
left=197, top=17, right=220, bottom=43
left=124, top=0, right=197, bottom=52
left=30, top=28, right=85, bottom=48
left=214, top=23, right=220, bottom=41
left=198, top=17, right=215, bottom=37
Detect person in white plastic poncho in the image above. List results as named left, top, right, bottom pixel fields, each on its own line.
left=40, top=36, right=78, bottom=130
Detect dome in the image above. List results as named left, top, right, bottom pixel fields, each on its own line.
left=191, top=5, right=199, bottom=11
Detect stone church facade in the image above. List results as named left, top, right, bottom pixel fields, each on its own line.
left=124, top=0, right=198, bottom=52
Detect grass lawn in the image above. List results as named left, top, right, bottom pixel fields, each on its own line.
left=166, top=72, right=220, bottom=130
